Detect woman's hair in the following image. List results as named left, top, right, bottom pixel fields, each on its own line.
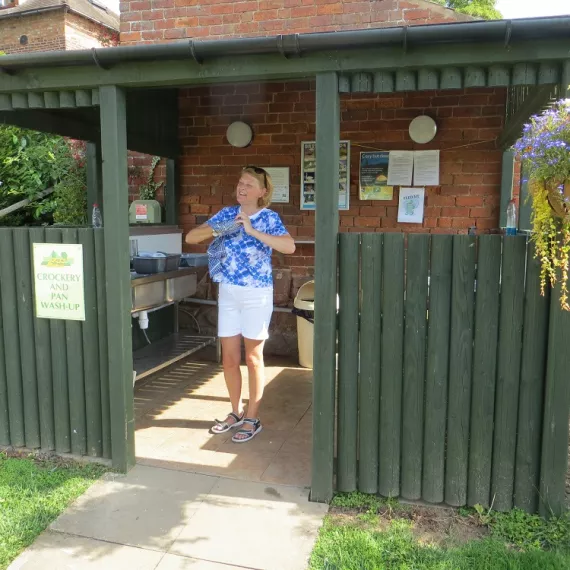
left=241, top=166, right=274, bottom=207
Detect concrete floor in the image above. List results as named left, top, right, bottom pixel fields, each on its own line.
left=134, top=355, right=313, bottom=488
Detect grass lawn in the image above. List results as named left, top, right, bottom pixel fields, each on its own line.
left=0, top=451, right=108, bottom=570
left=310, top=493, right=570, bottom=570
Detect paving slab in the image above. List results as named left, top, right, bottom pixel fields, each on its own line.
left=8, top=530, right=163, bottom=570
left=50, top=464, right=218, bottom=552
left=170, top=478, right=328, bottom=570
left=156, top=553, right=245, bottom=569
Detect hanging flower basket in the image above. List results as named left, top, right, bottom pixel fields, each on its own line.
left=514, top=99, right=570, bottom=311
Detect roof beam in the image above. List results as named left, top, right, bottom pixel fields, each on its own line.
left=497, top=85, right=556, bottom=149
left=0, top=40, right=568, bottom=93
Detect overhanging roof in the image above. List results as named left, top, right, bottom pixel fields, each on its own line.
left=0, top=15, right=569, bottom=75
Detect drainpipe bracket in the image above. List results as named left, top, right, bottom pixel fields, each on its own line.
left=91, top=48, right=109, bottom=70
left=277, top=34, right=302, bottom=59
left=188, top=40, right=203, bottom=65
left=504, top=20, right=513, bottom=49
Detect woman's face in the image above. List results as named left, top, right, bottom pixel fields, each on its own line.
left=236, top=172, right=266, bottom=207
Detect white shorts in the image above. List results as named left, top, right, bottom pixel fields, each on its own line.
left=218, top=283, right=274, bottom=340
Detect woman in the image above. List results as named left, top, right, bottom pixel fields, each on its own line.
left=185, top=166, right=295, bottom=443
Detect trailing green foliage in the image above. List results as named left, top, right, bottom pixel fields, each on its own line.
left=514, top=99, right=570, bottom=310
left=432, top=0, right=502, bottom=20
left=137, top=155, right=163, bottom=201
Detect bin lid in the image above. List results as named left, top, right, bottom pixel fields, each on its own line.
left=295, top=280, right=315, bottom=301
left=294, top=299, right=314, bottom=311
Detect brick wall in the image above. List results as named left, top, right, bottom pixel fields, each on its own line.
left=179, top=82, right=506, bottom=289
left=0, top=11, right=65, bottom=53
left=0, top=10, right=115, bottom=54
left=120, top=0, right=474, bottom=44
left=128, top=152, right=167, bottom=204
left=64, top=12, right=116, bottom=50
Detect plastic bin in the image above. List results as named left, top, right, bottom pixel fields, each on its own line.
left=293, top=280, right=315, bottom=369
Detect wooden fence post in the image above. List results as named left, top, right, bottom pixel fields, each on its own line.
left=99, top=85, right=135, bottom=473
left=311, top=72, right=340, bottom=503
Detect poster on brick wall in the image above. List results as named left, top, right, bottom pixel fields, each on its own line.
left=264, top=167, right=290, bottom=203
left=359, top=152, right=393, bottom=201
left=300, top=141, right=350, bottom=211
left=397, top=188, right=425, bottom=224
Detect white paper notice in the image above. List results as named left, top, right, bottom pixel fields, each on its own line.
left=387, top=151, right=414, bottom=186
left=413, top=150, right=440, bottom=186
left=398, top=187, right=425, bottom=224
left=264, top=167, right=290, bottom=203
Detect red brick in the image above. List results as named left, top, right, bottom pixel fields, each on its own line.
left=456, top=196, right=484, bottom=207
left=442, top=207, right=470, bottom=217
left=452, top=217, right=473, bottom=229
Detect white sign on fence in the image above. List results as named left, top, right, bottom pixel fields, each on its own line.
left=33, top=243, right=85, bottom=321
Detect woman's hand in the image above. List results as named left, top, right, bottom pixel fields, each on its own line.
left=235, top=212, right=254, bottom=235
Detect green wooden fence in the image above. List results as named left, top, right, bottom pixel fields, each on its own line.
left=0, top=227, right=111, bottom=462
left=336, top=233, right=570, bottom=516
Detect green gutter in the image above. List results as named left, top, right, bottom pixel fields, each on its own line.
left=0, top=16, right=569, bottom=73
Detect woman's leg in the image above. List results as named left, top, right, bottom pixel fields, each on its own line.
left=243, top=338, right=266, bottom=420
left=221, top=335, right=244, bottom=422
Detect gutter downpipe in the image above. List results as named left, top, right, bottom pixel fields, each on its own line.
left=0, top=16, right=569, bottom=72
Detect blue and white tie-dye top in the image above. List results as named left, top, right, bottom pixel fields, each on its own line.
left=206, top=206, right=288, bottom=288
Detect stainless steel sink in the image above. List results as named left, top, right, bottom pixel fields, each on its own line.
left=131, top=268, right=198, bottom=312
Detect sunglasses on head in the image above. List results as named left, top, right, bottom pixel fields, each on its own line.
left=244, top=165, right=267, bottom=187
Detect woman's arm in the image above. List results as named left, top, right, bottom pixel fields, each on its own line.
left=185, top=223, right=214, bottom=245
left=235, top=212, right=296, bottom=254
left=249, top=230, right=296, bottom=255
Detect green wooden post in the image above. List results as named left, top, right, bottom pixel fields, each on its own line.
left=0, top=246, right=9, bottom=446
left=561, top=59, right=570, bottom=98
left=467, top=235, right=501, bottom=508
left=499, top=151, right=515, bottom=229
left=379, top=233, right=404, bottom=498
left=29, top=227, right=56, bottom=451
left=311, top=72, right=340, bottom=503
left=0, top=229, right=25, bottom=447
left=445, top=235, right=476, bottom=507
left=401, top=234, right=429, bottom=501
left=359, top=233, right=382, bottom=494
left=78, top=228, right=103, bottom=458
left=99, top=85, right=135, bottom=473
left=539, top=286, right=570, bottom=518
left=45, top=228, right=71, bottom=453
left=337, top=233, right=360, bottom=492
left=518, top=165, right=532, bottom=233
left=515, top=243, right=549, bottom=513
left=13, top=229, right=41, bottom=449
left=492, top=236, right=526, bottom=511
left=422, top=235, right=452, bottom=504
left=95, top=230, right=111, bottom=459
left=62, top=228, right=87, bottom=456
left=86, top=140, right=103, bottom=219
left=165, top=158, right=178, bottom=226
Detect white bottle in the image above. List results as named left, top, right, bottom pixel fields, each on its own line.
left=92, top=203, right=103, bottom=228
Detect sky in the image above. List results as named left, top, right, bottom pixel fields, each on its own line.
left=102, top=0, right=569, bottom=19
left=496, top=0, right=569, bottom=19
